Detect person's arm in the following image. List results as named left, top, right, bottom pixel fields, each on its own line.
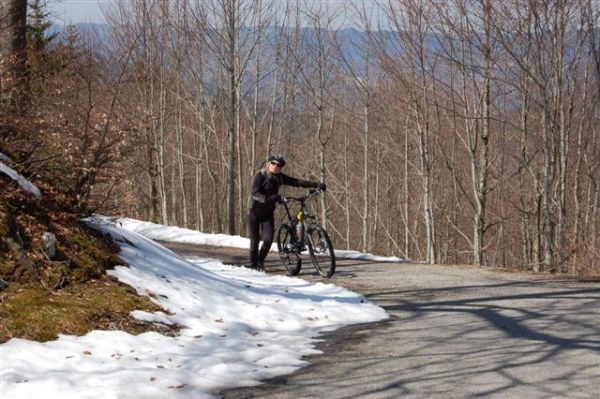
left=281, top=174, right=326, bottom=190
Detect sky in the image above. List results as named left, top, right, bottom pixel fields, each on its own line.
left=48, top=0, right=108, bottom=24
left=47, top=0, right=374, bottom=28
left=0, top=161, right=393, bottom=398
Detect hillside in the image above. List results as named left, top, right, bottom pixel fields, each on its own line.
left=0, top=125, right=174, bottom=343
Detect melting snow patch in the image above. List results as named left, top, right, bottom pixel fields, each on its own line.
left=0, top=161, right=42, bottom=199
left=119, top=217, right=406, bottom=262
left=1, top=216, right=387, bottom=399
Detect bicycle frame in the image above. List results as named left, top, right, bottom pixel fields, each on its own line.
left=280, top=190, right=320, bottom=247
left=276, top=188, right=336, bottom=277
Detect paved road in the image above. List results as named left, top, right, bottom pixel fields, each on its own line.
left=163, top=242, right=600, bottom=399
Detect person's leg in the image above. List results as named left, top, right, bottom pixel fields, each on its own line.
left=257, top=216, right=275, bottom=269
left=248, top=211, right=260, bottom=269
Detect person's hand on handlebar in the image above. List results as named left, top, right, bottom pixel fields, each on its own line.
left=318, top=182, right=326, bottom=191
left=278, top=196, right=288, bottom=204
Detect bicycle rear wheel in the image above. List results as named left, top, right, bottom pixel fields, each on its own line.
left=276, top=224, right=302, bottom=276
left=307, top=224, right=336, bottom=277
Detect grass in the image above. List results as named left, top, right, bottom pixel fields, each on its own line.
left=0, top=278, right=167, bottom=343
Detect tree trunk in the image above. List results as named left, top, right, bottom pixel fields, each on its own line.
left=157, top=83, right=168, bottom=226
left=343, top=122, right=351, bottom=249
left=195, top=137, right=204, bottom=231
left=225, top=0, right=238, bottom=235
left=0, top=0, right=28, bottom=114
left=541, top=104, right=555, bottom=272
left=362, top=102, right=369, bottom=253
left=372, top=141, right=380, bottom=250
left=176, top=108, right=188, bottom=228
left=473, top=0, right=492, bottom=267
left=171, top=149, right=178, bottom=225
left=404, top=117, right=410, bottom=258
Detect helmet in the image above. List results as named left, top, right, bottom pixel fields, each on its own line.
left=267, top=153, right=286, bottom=167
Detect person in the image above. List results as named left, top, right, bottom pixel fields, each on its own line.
left=248, top=154, right=326, bottom=270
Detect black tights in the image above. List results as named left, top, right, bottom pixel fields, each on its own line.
left=248, top=211, right=274, bottom=268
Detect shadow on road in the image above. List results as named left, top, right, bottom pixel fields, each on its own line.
left=158, top=240, right=600, bottom=399
left=221, top=279, right=600, bottom=399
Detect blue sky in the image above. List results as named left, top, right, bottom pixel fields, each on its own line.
left=46, top=0, right=378, bottom=29
left=49, top=0, right=108, bottom=24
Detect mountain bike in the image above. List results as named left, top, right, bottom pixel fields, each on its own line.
left=276, top=188, right=336, bottom=278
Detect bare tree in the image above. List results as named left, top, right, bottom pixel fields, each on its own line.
left=377, top=0, right=438, bottom=264
left=192, top=0, right=270, bottom=235
left=290, top=2, right=340, bottom=228
left=338, top=2, right=379, bottom=253
left=433, top=0, right=497, bottom=266
left=74, top=0, right=599, bottom=275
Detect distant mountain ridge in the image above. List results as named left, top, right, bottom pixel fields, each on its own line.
left=47, top=23, right=376, bottom=64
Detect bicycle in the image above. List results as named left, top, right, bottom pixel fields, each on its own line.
left=276, top=188, right=336, bottom=278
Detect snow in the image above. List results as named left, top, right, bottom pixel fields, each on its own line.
left=120, top=217, right=250, bottom=250
left=0, top=159, right=42, bottom=199
left=119, top=217, right=406, bottom=263
left=1, top=216, right=387, bottom=399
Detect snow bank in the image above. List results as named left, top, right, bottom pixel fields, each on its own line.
left=1, top=216, right=386, bottom=399
left=119, top=217, right=406, bottom=263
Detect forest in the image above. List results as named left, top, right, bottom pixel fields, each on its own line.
left=1, top=0, right=599, bottom=275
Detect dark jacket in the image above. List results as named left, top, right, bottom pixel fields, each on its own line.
left=250, top=171, right=318, bottom=217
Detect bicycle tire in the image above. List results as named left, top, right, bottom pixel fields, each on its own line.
left=276, top=223, right=302, bottom=276
left=307, top=224, right=336, bottom=277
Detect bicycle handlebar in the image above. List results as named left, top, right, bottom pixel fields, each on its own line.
left=280, top=188, right=323, bottom=204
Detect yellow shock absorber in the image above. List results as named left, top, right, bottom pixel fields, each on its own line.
left=296, top=211, right=305, bottom=240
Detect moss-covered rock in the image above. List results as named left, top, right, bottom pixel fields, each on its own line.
left=0, top=279, right=169, bottom=343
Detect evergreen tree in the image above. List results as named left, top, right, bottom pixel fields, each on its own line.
left=27, top=0, right=56, bottom=51
left=0, top=0, right=29, bottom=114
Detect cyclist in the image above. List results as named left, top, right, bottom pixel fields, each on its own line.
left=248, top=154, right=326, bottom=270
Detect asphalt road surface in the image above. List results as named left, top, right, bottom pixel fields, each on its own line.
left=162, top=242, right=600, bottom=399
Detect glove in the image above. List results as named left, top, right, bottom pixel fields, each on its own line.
left=278, top=196, right=288, bottom=204
left=318, top=182, right=326, bottom=191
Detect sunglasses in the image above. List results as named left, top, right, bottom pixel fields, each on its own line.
left=270, top=161, right=283, bottom=167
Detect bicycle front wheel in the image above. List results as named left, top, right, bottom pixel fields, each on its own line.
left=276, top=224, right=302, bottom=276
left=307, top=224, right=336, bottom=277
